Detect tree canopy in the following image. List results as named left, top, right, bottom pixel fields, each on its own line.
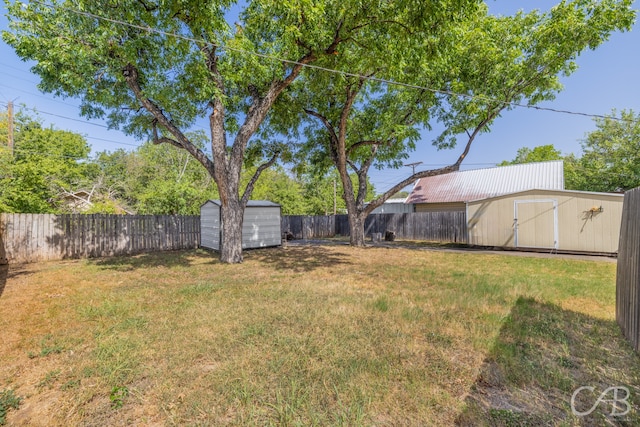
left=499, top=145, right=564, bottom=166
left=5, top=0, right=482, bottom=261
left=3, top=0, right=635, bottom=254
left=0, top=108, right=93, bottom=213
left=500, top=110, right=640, bottom=193
left=574, top=109, right=640, bottom=192
left=278, top=0, right=635, bottom=245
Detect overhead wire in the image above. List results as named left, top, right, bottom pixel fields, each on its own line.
left=0, top=100, right=143, bottom=148
left=2, top=0, right=638, bottom=181
left=28, top=0, right=640, bottom=124
left=0, top=70, right=40, bottom=85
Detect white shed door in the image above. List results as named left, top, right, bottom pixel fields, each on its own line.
left=514, top=200, right=558, bottom=249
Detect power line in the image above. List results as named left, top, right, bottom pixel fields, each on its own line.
left=29, top=0, right=639, bottom=124
left=0, top=144, right=93, bottom=160
left=10, top=103, right=107, bottom=128
left=0, top=84, right=83, bottom=111
left=0, top=83, right=211, bottom=132
left=86, top=135, right=140, bottom=148
left=0, top=100, right=107, bottom=128
left=0, top=101, right=143, bottom=149
left=1, top=63, right=36, bottom=74
left=0, top=70, right=40, bottom=85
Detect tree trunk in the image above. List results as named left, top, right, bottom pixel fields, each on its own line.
left=219, top=199, right=244, bottom=263
left=348, top=211, right=367, bottom=247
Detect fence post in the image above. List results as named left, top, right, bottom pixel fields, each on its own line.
left=616, top=187, right=640, bottom=352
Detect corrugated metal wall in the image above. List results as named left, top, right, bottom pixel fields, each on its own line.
left=200, top=201, right=282, bottom=251
left=242, top=206, right=282, bottom=249
left=467, top=189, right=623, bottom=254
left=200, top=202, right=221, bottom=250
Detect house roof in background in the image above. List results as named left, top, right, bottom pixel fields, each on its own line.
left=202, top=200, right=281, bottom=208
left=405, top=161, right=564, bottom=204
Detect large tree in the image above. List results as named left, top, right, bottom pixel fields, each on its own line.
left=281, top=0, right=635, bottom=245
left=0, top=108, right=94, bottom=213
left=574, top=109, right=640, bottom=192
left=498, top=145, right=564, bottom=166
left=4, top=0, right=430, bottom=262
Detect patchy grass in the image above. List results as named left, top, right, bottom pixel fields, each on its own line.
left=0, top=389, right=21, bottom=425
left=0, top=246, right=638, bottom=425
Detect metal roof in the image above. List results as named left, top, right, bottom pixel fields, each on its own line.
left=467, top=187, right=623, bottom=203
left=405, top=161, right=564, bottom=204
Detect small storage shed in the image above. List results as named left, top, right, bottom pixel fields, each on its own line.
left=467, top=189, right=624, bottom=254
left=200, top=200, right=282, bottom=251
left=369, top=198, right=415, bottom=214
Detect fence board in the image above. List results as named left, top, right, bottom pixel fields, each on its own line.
left=281, top=212, right=468, bottom=243
left=0, top=214, right=200, bottom=264
left=616, top=187, right=640, bottom=352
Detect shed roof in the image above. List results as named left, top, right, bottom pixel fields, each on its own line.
left=405, top=161, right=564, bottom=204
left=467, top=188, right=624, bottom=204
left=202, top=200, right=280, bottom=208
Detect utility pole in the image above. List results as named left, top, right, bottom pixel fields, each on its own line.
left=7, top=101, right=14, bottom=157
left=404, top=161, right=423, bottom=175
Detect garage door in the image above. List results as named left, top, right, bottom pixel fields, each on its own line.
left=514, top=200, right=558, bottom=250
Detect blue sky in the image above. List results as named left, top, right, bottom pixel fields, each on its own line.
left=1, top=1, right=639, bottom=194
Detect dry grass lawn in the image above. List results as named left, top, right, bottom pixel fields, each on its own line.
left=0, top=244, right=639, bottom=426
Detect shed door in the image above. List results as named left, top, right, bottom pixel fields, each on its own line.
left=514, top=200, right=558, bottom=250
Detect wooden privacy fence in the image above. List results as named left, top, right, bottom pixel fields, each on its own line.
left=617, top=187, right=640, bottom=352
left=0, top=213, right=200, bottom=264
left=282, top=212, right=468, bottom=243
left=282, top=215, right=336, bottom=239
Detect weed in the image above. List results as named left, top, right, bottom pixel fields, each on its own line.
left=41, top=334, right=64, bottom=356
left=372, top=295, right=390, bottom=312
left=38, top=369, right=61, bottom=389
left=488, top=408, right=546, bottom=427
left=109, top=386, right=129, bottom=409
left=178, top=282, right=222, bottom=296
left=60, top=379, right=81, bottom=391
left=0, top=389, right=21, bottom=426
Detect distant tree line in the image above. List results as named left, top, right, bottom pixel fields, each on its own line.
left=0, top=108, right=374, bottom=215
left=2, top=107, right=639, bottom=215
left=500, top=109, right=640, bottom=193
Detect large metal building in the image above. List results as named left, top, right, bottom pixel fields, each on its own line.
left=200, top=200, right=282, bottom=251
left=467, top=189, right=624, bottom=254
left=406, top=161, right=565, bottom=213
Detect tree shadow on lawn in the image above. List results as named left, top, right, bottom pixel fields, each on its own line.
left=456, top=297, right=640, bottom=426
left=88, top=249, right=217, bottom=271
left=0, top=265, right=6, bottom=298
left=248, top=245, right=352, bottom=272
left=0, top=264, right=34, bottom=299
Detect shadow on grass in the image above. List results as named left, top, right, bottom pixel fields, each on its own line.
left=88, top=249, right=217, bottom=271
left=0, top=265, right=6, bottom=298
left=249, top=245, right=352, bottom=272
left=0, top=265, right=34, bottom=299
left=456, top=297, right=640, bottom=426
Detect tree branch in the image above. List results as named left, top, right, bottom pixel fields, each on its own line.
left=346, top=139, right=381, bottom=155
left=122, top=63, right=215, bottom=176
left=241, top=151, right=280, bottom=207
left=347, top=159, right=358, bottom=174
left=349, top=18, right=412, bottom=35
left=304, top=108, right=339, bottom=163
left=363, top=112, right=499, bottom=216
